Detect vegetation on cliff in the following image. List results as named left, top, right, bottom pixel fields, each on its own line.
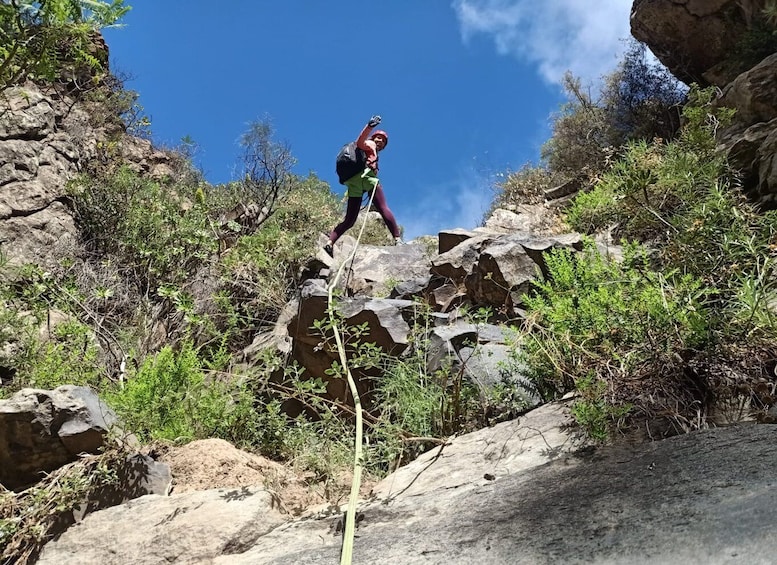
left=2, top=10, right=777, bottom=559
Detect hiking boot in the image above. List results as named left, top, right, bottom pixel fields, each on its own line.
left=394, top=237, right=406, bottom=246
left=324, top=243, right=334, bottom=257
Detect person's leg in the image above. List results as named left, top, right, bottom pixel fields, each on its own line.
left=329, top=196, right=363, bottom=244
left=370, top=184, right=401, bottom=238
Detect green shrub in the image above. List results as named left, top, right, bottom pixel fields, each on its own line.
left=565, top=182, right=620, bottom=234
left=564, top=85, right=777, bottom=346
left=106, top=341, right=260, bottom=445
left=566, top=86, right=734, bottom=244
left=729, top=11, right=777, bottom=71
left=16, top=320, right=105, bottom=391
left=569, top=375, right=631, bottom=441
left=515, top=242, right=709, bottom=434
left=542, top=40, right=686, bottom=181
left=541, top=73, right=612, bottom=180
left=81, top=72, right=152, bottom=140
left=219, top=175, right=340, bottom=332
left=69, top=167, right=218, bottom=294
left=0, top=0, right=130, bottom=91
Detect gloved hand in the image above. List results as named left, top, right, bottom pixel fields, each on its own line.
left=368, top=115, right=382, bottom=128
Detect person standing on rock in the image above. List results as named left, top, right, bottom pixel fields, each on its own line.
left=324, top=115, right=403, bottom=257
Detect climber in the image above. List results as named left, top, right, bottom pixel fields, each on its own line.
left=325, top=115, right=403, bottom=257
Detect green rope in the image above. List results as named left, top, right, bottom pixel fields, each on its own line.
left=326, top=187, right=377, bottom=565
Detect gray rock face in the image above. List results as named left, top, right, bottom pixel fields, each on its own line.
left=286, top=278, right=417, bottom=404
left=342, top=241, right=432, bottom=297
left=0, top=85, right=179, bottom=268
left=719, top=53, right=777, bottom=126
left=279, top=230, right=590, bottom=409
left=240, top=422, right=776, bottom=565
left=425, top=320, right=538, bottom=411
left=37, top=487, right=287, bottom=565
left=718, top=53, right=777, bottom=203
left=36, top=402, right=777, bottom=565
left=0, top=385, right=119, bottom=490
left=630, top=0, right=762, bottom=86
left=433, top=232, right=582, bottom=313
left=0, top=87, right=86, bottom=266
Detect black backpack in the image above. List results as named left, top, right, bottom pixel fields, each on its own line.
left=335, top=141, right=366, bottom=184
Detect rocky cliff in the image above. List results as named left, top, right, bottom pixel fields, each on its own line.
left=0, top=85, right=175, bottom=268
left=1, top=2, right=777, bottom=564
left=632, top=0, right=777, bottom=204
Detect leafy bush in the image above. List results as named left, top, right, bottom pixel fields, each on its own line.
left=0, top=0, right=130, bottom=91
left=219, top=174, right=341, bottom=336
left=16, top=320, right=105, bottom=391
left=541, top=72, right=612, bottom=180
left=542, top=40, right=686, bottom=181
left=566, top=86, right=734, bottom=244
left=515, top=242, right=710, bottom=437
left=0, top=260, right=118, bottom=397
left=69, top=167, right=218, bottom=295
left=233, top=118, right=298, bottom=229
left=728, top=7, right=777, bottom=71
left=600, top=40, right=686, bottom=144
left=518, top=85, right=777, bottom=438
left=106, top=340, right=262, bottom=446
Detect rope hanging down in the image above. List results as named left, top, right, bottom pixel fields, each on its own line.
left=326, top=187, right=377, bottom=565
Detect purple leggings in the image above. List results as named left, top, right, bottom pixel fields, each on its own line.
left=329, top=185, right=400, bottom=243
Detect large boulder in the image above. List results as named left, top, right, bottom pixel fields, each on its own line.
left=433, top=232, right=582, bottom=314
left=717, top=53, right=777, bottom=203
left=424, top=319, right=539, bottom=414
left=630, top=0, right=765, bottom=86
left=42, top=407, right=777, bottom=564
left=0, top=385, right=120, bottom=490
left=286, top=279, right=415, bottom=404
left=339, top=241, right=432, bottom=297
left=37, top=486, right=289, bottom=565
left=36, top=401, right=587, bottom=565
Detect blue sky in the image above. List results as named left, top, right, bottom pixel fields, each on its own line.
left=102, top=1, right=633, bottom=240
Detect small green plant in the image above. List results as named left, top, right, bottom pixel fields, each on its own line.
left=17, top=320, right=105, bottom=391
left=729, top=4, right=777, bottom=71
left=569, top=375, right=631, bottom=441
left=0, top=446, right=126, bottom=565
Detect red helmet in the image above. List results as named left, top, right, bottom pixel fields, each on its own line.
left=371, top=130, right=389, bottom=147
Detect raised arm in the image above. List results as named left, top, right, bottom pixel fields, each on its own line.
left=356, top=115, right=381, bottom=171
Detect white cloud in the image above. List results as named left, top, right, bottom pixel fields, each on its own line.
left=452, top=0, right=632, bottom=86
left=401, top=168, right=494, bottom=239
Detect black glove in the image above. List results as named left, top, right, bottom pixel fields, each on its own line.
left=368, top=115, right=382, bottom=128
